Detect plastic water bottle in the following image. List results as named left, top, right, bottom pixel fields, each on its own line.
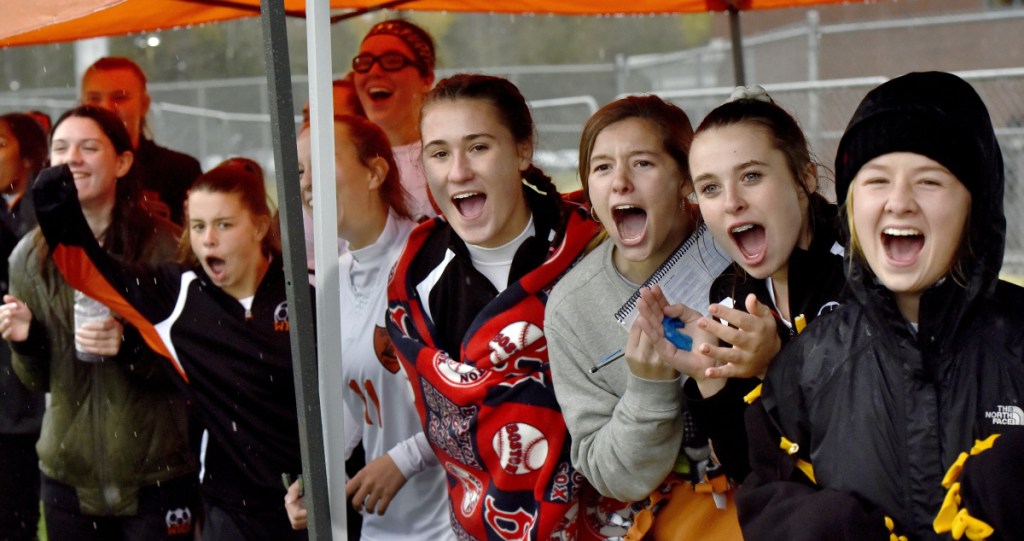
left=73, top=290, right=111, bottom=363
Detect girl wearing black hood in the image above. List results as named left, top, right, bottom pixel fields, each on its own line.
left=736, top=71, right=1024, bottom=541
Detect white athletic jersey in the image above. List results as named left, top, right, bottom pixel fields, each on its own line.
left=392, top=141, right=437, bottom=221
left=339, top=212, right=454, bottom=541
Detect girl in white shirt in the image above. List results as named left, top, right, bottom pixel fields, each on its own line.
left=288, top=115, right=453, bottom=540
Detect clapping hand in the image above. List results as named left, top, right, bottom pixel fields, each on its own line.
left=634, top=286, right=723, bottom=395
left=694, top=293, right=780, bottom=380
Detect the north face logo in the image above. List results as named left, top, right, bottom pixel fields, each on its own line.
left=984, top=405, right=1024, bottom=426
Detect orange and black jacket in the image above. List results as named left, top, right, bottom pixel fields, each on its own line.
left=33, top=164, right=304, bottom=513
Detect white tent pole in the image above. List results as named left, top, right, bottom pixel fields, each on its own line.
left=306, top=0, right=347, bottom=538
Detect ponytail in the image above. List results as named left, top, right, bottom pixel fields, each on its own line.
left=522, top=165, right=562, bottom=216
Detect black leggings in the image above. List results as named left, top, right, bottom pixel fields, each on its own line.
left=203, top=501, right=308, bottom=541
left=0, top=433, right=40, bottom=541
left=41, top=474, right=198, bottom=541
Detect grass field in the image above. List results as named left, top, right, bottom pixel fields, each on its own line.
left=38, top=504, right=46, bottom=540
left=1001, top=273, right=1024, bottom=287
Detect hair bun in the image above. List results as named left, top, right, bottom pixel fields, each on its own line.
left=726, top=85, right=773, bottom=105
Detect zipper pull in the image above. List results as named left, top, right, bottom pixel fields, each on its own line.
left=794, top=314, right=807, bottom=334
left=245, top=307, right=253, bottom=321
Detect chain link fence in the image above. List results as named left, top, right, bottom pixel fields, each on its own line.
left=654, top=70, right=1024, bottom=277
left=3, top=6, right=1023, bottom=273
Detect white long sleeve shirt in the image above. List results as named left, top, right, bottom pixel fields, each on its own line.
left=336, top=212, right=453, bottom=541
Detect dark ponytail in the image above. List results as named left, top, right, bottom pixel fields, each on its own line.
left=521, top=164, right=562, bottom=222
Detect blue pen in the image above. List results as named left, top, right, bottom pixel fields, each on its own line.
left=589, top=317, right=693, bottom=374
left=589, top=348, right=625, bottom=374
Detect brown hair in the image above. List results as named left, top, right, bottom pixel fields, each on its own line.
left=51, top=106, right=145, bottom=250
left=695, top=98, right=824, bottom=244
left=36, top=106, right=154, bottom=274
left=178, top=157, right=280, bottom=264
left=578, top=95, right=695, bottom=201
left=84, top=57, right=148, bottom=88
left=0, top=112, right=48, bottom=182
left=695, top=98, right=818, bottom=201
left=335, top=114, right=413, bottom=220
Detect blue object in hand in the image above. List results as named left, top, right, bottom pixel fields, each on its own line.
left=663, top=316, right=692, bottom=351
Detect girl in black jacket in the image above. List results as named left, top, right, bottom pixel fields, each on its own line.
left=738, top=72, right=1024, bottom=541
left=31, top=158, right=307, bottom=541
left=637, top=92, right=846, bottom=484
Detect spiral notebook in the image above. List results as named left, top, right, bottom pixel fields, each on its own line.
left=615, top=223, right=732, bottom=328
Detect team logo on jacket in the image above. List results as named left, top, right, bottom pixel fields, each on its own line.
left=548, top=460, right=583, bottom=503
left=388, top=303, right=412, bottom=338
left=445, top=462, right=484, bottom=517
left=985, top=405, right=1024, bottom=426
left=484, top=496, right=536, bottom=540
left=165, top=506, right=193, bottom=536
left=817, top=301, right=841, bottom=316
left=492, top=422, right=549, bottom=475
left=489, top=321, right=544, bottom=367
left=273, top=301, right=289, bottom=331
left=374, top=325, right=400, bottom=374
left=433, top=351, right=488, bottom=387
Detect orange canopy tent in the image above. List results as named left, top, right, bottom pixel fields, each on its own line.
left=4, top=0, right=860, bottom=47
left=2, top=0, right=869, bottom=90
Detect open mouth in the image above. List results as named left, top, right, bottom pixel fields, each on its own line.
left=613, top=205, right=647, bottom=242
left=452, top=192, right=486, bottom=220
left=205, top=257, right=226, bottom=279
left=367, top=87, right=393, bottom=102
left=731, top=223, right=766, bottom=260
left=882, top=227, right=924, bottom=264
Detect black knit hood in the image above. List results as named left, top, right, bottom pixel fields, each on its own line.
left=835, top=71, right=1005, bottom=343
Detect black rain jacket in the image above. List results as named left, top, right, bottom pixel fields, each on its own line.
left=737, top=73, right=1024, bottom=541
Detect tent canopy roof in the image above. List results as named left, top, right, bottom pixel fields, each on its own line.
left=3, top=0, right=856, bottom=48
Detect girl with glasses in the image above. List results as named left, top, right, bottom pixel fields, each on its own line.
left=353, top=19, right=438, bottom=221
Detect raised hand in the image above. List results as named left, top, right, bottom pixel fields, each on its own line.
left=283, top=479, right=307, bottom=530
left=0, top=294, right=33, bottom=342
left=624, top=299, right=678, bottom=381
left=634, top=286, right=724, bottom=395
left=696, top=293, right=781, bottom=380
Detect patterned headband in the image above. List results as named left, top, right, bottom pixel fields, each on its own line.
left=364, top=20, right=435, bottom=74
